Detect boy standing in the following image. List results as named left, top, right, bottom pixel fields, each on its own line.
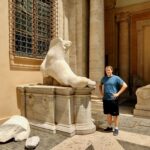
left=99, top=66, right=127, bottom=136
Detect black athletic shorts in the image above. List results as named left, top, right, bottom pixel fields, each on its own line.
left=103, top=99, right=119, bottom=116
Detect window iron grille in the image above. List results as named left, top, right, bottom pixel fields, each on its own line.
left=9, top=0, right=58, bottom=59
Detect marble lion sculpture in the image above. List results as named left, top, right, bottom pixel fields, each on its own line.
left=40, top=37, right=96, bottom=88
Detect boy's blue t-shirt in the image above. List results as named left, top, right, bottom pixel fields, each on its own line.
left=101, top=75, right=124, bottom=100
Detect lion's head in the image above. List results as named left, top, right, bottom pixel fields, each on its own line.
left=50, top=37, right=72, bottom=54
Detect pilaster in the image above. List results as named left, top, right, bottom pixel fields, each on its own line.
left=116, top=12, right=130, bottom=84
left=89, top=0, right=105, bottom=96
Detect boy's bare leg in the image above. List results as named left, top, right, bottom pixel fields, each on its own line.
left=107, top=114, right=112, bottom=126
left=113, top=116, right=119, bottom=128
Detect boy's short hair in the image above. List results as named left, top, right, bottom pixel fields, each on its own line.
left=105, top=65, right=113, bottom=71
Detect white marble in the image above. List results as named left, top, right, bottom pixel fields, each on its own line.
left=134, top=84, right=150, bottom=117
left=40, top=37, right=96, bottom=88
left=0, top=115, right=30, bottom=142
left=25, top=136, right=40, bottom=149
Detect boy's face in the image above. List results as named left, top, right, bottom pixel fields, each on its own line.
left=105, top=67, right=113, bottom=77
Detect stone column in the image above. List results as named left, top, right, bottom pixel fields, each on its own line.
left=76, top=0, right=89, bottom=76
left=89, top=0, right=105, bottom=95
left=116, top=12, right=130, bottom=84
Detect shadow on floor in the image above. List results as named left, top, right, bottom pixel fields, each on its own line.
left=117, top=140, right=150, bottom=150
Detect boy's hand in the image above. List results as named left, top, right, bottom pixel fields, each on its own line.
left=113, top=93, right=119, bottom=98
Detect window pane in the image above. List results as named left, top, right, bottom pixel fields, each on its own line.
left=11, top=0, right=51, bottom=58
left=34, top=0, right=51, bottom=58
left=15, top=0, right=33, bottom=57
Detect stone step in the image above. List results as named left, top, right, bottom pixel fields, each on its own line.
left=91, top=99, right=103, bottom=110
left=97, top=112, right=150, bottom=136
left=91, top=99, right=150, bottom=136
left=91, top=99, right=150, bottom=148
left=92, top=108, right=150, bottom=135
left=116, top=130, right=150, bottom=150
left=91, top=99, right=103, bottom=124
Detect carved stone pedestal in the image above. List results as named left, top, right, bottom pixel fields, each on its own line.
left=17, top=84, right=96, bottom=136
left=74, top=94, right=96, bottom=134
left=134, top=85, right=150, bottom=118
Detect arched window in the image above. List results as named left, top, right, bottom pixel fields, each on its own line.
left=9, top=0, right=58, bottom=70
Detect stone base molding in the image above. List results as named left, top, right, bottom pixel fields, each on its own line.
left=17, top=85, right=96, bottom=136
left=134, top=84, right=150, bottom=118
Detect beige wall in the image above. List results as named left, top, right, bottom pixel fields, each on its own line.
left=0, top=0, right=42, bottom=122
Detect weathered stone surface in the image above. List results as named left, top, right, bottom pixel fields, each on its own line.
left=75, top=95, right=96, bottom=134
left=17, top=85, right=96, bottom=136
left=0, top=115, right=30, bottom=142
left=55, top=87, right=74, bottom=95
left=25, top=136, right=40, bottom=149
left=134, top=84, right=150, bottom=117
left=51, top=131, right=124, bottom=150
left=74, top=87, right=94, bottom=95
left=26, top=92, right=56, bottom=133
left=25, top=85, right=55, bottom=94
left=26, top=94, right=55, bottom=123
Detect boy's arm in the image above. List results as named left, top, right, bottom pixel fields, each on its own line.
left=99, top=84, right=104, bottom=98
left=114, top=82, right=127, bottom=97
